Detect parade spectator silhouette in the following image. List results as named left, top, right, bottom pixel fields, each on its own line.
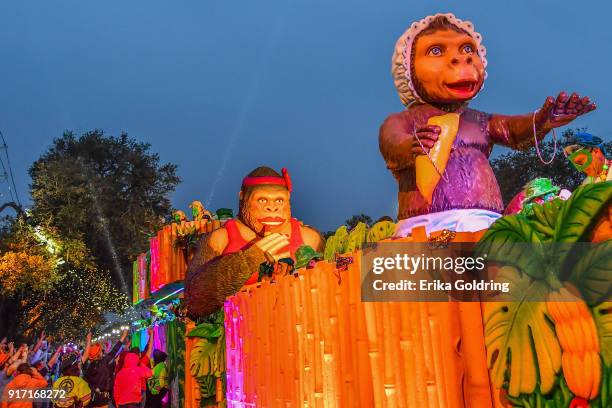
left=51, top=352, right=91, bottom=408
left=144, top=350, right=168, bottom=408
left=83, top=330, right=127, bottom=408
left=1, top=363, right=48, bottom=408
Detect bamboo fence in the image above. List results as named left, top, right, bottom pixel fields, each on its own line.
left=154, top=220, right=221, bottom=288
left=224, top=232, right=493, bottom=407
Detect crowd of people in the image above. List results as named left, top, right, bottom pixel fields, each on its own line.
left=0, top=329, right=168, bottom=408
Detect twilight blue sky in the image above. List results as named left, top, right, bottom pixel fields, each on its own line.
left=0, top=0, right=610, bottom=231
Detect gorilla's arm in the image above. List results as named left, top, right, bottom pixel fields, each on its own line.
left=184, top=236, right=267, bottom=318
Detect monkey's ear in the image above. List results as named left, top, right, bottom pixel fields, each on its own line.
left=238, top=191, right=244, bottom=201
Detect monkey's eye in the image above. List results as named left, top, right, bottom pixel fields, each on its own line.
left=275, top=199, right=284, bottom=204
left=427, top=46, right=443, bottom=56
left=462, top=44, right=474, bottom=54
left=257, top=198, right=267, bottom=204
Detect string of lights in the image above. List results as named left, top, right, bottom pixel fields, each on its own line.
left=93, top=325, right=130, bottom=342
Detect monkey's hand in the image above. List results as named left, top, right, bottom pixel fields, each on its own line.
left=536, top=92, right=596, bottom=130
left=412, top=124, right=441, bottom=156
left=254, top=233, right=291, bottom=262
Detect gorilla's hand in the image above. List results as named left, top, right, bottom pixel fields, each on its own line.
left=255, top=233, right=291, bottom=261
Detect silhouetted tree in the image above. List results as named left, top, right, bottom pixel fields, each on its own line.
left=344, top=214, right=373, bottom=230
left=491, top=129, right=610, bottom=205
left=29, top=130, right=180, bottom=291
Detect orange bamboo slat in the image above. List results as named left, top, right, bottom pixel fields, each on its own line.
left=185, top=320, right=201, bottom=408
left=223, top=233, right=493, bottom=407
left=150, top=220, right=222, bottom=294
left=461, top=301, right=497, bottom=407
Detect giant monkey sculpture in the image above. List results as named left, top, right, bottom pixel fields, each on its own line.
left=380, top=13, right=596, bottom=236
left=185, top=166, right=323, bottom=318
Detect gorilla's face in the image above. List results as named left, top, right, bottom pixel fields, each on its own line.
left=240, top=185, right=291, bottom=234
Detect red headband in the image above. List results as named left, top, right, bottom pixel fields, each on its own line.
left=241, top=168, right=292, bottom=192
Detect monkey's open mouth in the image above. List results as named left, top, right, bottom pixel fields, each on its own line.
left=444, top=80, right=477, bottom=94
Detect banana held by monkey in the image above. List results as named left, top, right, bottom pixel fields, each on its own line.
left=415, top=113, right=460, bottom=203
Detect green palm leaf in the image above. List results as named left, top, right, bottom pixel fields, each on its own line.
left=569, top=241, right=612, bottom=306
left=190, top=334, right=226, bottom=402
left=593, top=302, right=612, bottom=366
left=526, top=199, right=565, bottom=241
left=484, top=267, right=561, bottom=397
left=476, top=215, right=547, bottom=280
left=553, top=182, right=612, bottom=267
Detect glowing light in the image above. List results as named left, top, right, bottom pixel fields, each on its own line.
left=153, top=287, right=184, bottom=305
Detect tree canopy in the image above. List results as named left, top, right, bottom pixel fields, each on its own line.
left=345, top=214, right=373, bottom=230
left=0, top=130, right=180, bottom=340
left=491, top=129, right=610, bottom=205
left=29, top=130, right=180, bottom=289
left=0, top=216, right=126, bottom=340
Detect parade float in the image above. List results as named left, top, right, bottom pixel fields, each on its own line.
left=121, top=187, right=609, bottom=407
left=114, top=12, right=611, bottom=408
left=120, top=203, right=231, bottom=407
left=121, top=184, right=609, bottom=407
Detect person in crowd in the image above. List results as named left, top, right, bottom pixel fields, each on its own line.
left=1, top=343, right=17, bottom=394
left=80, top=333, right=92, bottom=367
left=32, top=344, right=62, bottom=382
left=114, top=329, right=153, bottom=375
left=144, top=350, right=168, bottom=408
left=27, top=333, right=46, bottom=368
left=51, top=351, right=91, bottom=408
left=32, top=345, right=62, bottom=408
left=0, top=363, right=48, bottom=408
left=0, top=339, right=10, bottom=367
left=0, top=344, right=28, bottom=398
left=82, top=330, right=127, bottom=408
left=113, top=351, right=152, bottom=408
